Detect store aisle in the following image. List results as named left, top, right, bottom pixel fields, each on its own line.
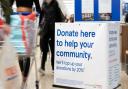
left=26, top=47, right=128, bottom=89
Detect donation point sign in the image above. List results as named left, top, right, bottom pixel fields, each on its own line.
left=54, top=22, right=121, bottom=89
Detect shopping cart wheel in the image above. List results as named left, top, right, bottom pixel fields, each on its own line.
left=35, top=81, right=39, bottom=89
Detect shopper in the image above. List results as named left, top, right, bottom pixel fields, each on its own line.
left=10, top=0, right=41, bottom=13
left=10, top=0, right=41, bottom=83
left=0, top=0, right=12, bottom=39
left=39, top=0, right=65, bottom=75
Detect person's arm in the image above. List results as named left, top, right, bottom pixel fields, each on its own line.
left=54, top=1, right=65, bottom=22
left=39, top=2, right=46, bottom=26
left=0, top=0, right=13, bottom=24
left=34, top=0, right=41, bottom=14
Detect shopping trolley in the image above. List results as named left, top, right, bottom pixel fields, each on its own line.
left=0, top=12, right=40, bottom=89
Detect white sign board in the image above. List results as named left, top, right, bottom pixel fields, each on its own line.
left=54, top=22, right=121, bottom=89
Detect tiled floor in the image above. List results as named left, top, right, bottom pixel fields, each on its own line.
left=26, top=47, right=128, bottom=89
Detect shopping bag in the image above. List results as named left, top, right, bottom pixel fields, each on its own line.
left=10, top=13, right=36, bottom=55
left=0, top=37, right=22, bottom=89
left=10, top=15, right=26, bottom=54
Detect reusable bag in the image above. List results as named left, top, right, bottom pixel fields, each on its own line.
left=10, top=13, right=36, bottom=55
left=0, top=38, right=22, bottom=89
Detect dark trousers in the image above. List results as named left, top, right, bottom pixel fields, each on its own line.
left=19, top=57, right=30, bottom=77
left=40, top=26, right=55, bottom=70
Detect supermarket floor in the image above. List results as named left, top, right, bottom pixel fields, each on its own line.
left=26, top=47, right=128, bottom=89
